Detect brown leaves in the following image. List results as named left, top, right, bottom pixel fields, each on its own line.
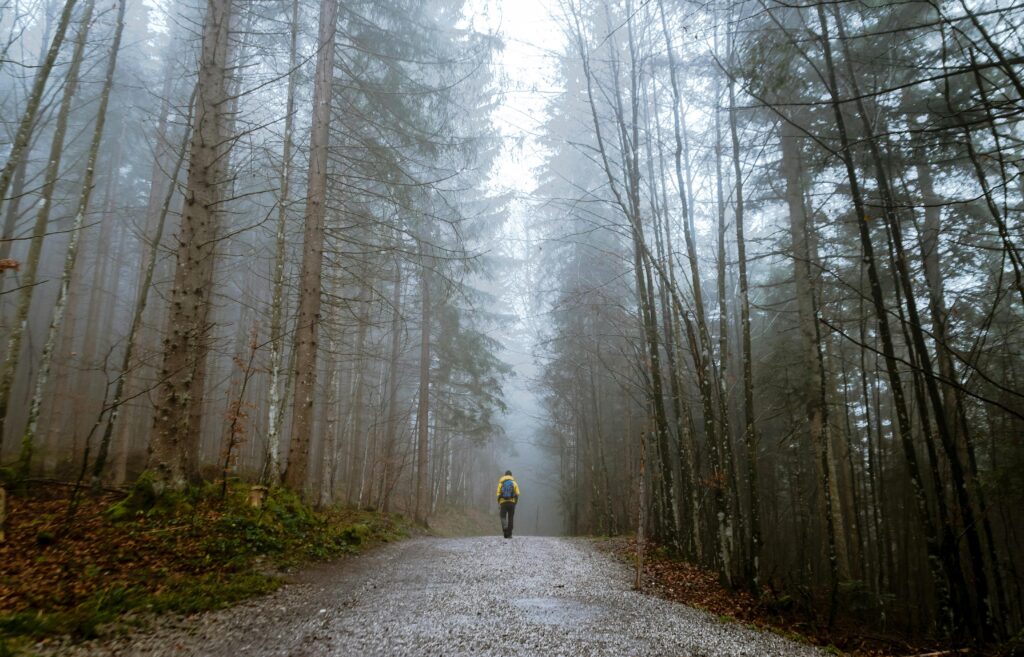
left=601, top=539, right=960, bottom=657
left=0, top=486, right=211, bottom=617
left=0, top=258, right=20, bottom=272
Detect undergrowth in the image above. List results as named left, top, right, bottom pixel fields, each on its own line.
left=601, top=538, right=1019, bottom=657
left=0, top=482, right=408, bottom=653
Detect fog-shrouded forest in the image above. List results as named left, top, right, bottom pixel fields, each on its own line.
left=1, top=0, right=1022, bottom=647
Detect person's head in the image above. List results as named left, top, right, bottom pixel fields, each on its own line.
left=505, top=470, right=512, bottom=477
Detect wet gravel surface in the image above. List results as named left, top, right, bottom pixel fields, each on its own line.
left=47, top=537, right=823, bottom=656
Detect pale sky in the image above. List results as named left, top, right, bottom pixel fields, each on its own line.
left=481, top=0, right=564, bottom=197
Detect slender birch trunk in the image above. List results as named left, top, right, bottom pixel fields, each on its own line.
left=0, top=0, right=94, bottom=453
left=657, top=0, right=730, bottom=578
left=0, top=5, right=54, bottom=269
left=18, top=0, right=126, bottom=477
left=0, top=0, right=79, bottom=211
left=264, top=0, right=301, bottom=486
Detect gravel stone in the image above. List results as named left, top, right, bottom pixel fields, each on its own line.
left=44, top=537, right=824, bottom=656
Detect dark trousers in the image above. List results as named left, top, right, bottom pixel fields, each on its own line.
left=500, top=503, right=516, bottom=537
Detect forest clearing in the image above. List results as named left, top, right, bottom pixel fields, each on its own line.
left=1, top=0, right=1022, bottom=654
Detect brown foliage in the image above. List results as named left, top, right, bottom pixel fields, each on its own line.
left=0, top=486, right=218, bottom=617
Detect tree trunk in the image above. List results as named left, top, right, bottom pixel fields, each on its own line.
left=282, top=0, right=337, bottom=492
left=815, top=3, right=954, bottom=633
left=91, top=96, right=193, bottom=489
left=0, top=0, right=94, bottom=455
left=380, top=259, right=403, bottom=512
left=264, top=0, right=300, bottom=486
left=414, top=249, right=431, bottom=524
left=148, top=0, right=234, bottom=492
left=345, top=289, right=370, bottom=505
left=0, top=0, right=79, bottom=209
left=833, top=10, right=989, bottom=635
left=18, top=0, right=126, bottom=477
left=780, top=119, right=846, bottom=625
left=728, top=71, right=761, bottom=593
left=0, top=5, right=55, bottom=270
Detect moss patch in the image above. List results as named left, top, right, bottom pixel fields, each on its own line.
left=0, top=483, right=408, bottom=652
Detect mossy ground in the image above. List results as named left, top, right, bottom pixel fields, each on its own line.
left=0, top=482, right=408, bottom=653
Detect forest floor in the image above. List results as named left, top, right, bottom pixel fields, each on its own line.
left=602, top=538, right=1012, bottom=657
left=0, top=482, right=409, bottom=655
left=29, top=535, right=825, bottom=657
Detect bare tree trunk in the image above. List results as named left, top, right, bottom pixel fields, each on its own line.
left=728, top=70, right=761, bottom=593
left=380, top=259, right=403, bottom=512
left=713, top=71, right=741, bottom=578
left=79, top=130, right=124, bottom=386
left=635, top=427, right=646, bottom=591
left=0, top=5, right=55, bottom=270
left=342, top=294, right=370, bottom=505
left=148, top=0, right=234, bottom=492
left=414, top=248, right=431, bottom=524
left=0, top=157, right=28, bottom=266
left=0, top=0, right=94, bottom=454
left=656, top=0, right=731, bottom=578
left=318, top=337, right=339, bottom=507
left=283, top=0, right=336, bottom=493
left=264, top=0, right=301, bottom=486
left=780, top=119, right=846, bottom=624
left=0, top=0, right=79, bottom=210
left=815, top=3, right=954, bottom=632
left=18, top=0, right=126, bottom=477
left=91, top=96, right=193, bottom=489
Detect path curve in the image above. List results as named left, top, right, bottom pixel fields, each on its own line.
left=50, top=537, right=822, bottom=656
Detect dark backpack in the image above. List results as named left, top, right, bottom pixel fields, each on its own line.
left=500, top=479, right=515, bottom=500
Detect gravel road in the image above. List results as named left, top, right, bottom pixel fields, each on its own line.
left=48, top=537, right=822, bottom=656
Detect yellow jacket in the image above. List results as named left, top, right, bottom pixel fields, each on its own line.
left=496, top=475, right=520, bottom=504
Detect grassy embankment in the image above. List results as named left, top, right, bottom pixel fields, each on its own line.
left=0, top=478, right=409, bottom=654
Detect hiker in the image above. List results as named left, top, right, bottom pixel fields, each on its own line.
left=496, top=470, right=520, bottom=539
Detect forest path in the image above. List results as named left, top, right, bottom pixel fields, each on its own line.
left=55, top=537, right=822, bottom=656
